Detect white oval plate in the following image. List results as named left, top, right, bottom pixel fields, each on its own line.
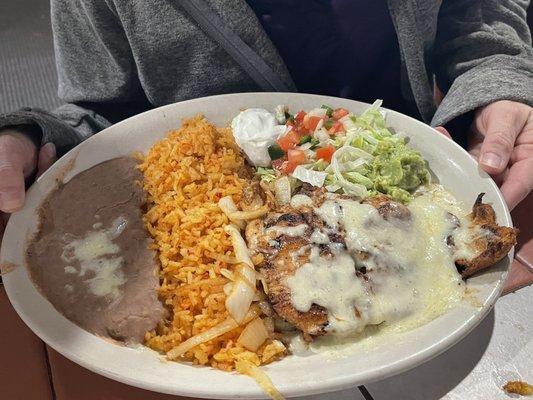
left=1, top=93, right=513, bottom=399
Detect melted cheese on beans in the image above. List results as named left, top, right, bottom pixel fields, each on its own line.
left=285, top=186, right=481, bottom=336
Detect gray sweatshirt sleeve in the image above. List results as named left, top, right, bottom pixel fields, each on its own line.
left=431, top=0, right=533, bottom=127
left=0, top=0, right=149, bottom=156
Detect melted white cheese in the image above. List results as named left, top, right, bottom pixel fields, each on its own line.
left=231, top=108, right=286, bottom=167
left=415, top=185, right=485, bottom=262
left=310, top=229, right=329, bottom=244
left=314, top=200, right=343, bottom=228
left=64, top=266, right=77, bottom=274
left=61, top=217, right=127, bottom=300
left=286, top=247, right=371, bottom=333
left=286, top=186, right=468, bottom=336
left=453, top=224, right=490, bottom=260
left=266, top=224, right=308, bottom=237
left=290, top=194, right=313, bottom=208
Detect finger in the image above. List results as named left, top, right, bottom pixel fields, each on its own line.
left=500, top=158, right=533, bottom=210
left=0, top=163, right=25, bottom=213
left=491, top=168, right=507, bottom=187
left=435, top=126, right=452, bottom=139
left=37, top=143, right=56, bottom=178
left=0, top=213, right=7, bottom=241
left=468, top=143, right=482, bottom=161
left=510, top=143, right=533, bottom=164
left=478, top=106, right=526, bottom=175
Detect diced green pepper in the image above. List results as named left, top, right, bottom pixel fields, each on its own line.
left=310, top=138, right=320, bottom=149
left=323, top=119, right=334, bottom=130
left=299, top=135, right=312, bottom=145
left=268, top=144, right=285, bottom=160
left=321, top=105, right=333, bottom=117
left=284, top=111, right=293, bottom=121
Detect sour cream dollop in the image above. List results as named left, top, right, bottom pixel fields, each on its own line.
left=231, top=108, right=286, bottom=167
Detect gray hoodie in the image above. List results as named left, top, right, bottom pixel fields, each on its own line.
left=1, top=0, right=532, bottom=156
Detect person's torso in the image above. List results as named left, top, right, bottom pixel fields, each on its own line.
left=245, top=0, right=416, bottom=116
left=109, top=0, right=440, bottom=120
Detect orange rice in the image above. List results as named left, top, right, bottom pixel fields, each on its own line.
left=139, top=116, right=284, bottom=370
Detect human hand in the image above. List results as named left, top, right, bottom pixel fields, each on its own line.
left=470, top=101, right=533, bottom=210
left=0, top=129, right=56, bottom=241
left=436, top=101, right=532, bottom=210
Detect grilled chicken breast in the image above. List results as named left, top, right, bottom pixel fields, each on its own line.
left=247, top=185, right=517, bottom=338
left=455, top=194, right=518, bottom=277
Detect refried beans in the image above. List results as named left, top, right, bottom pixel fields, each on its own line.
left=26, top=157, right=165, bottom=343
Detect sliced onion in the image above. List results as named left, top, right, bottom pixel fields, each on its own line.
left=225, top=225, right=254, bottom=267
left=274, top=104, right=288, bottom=124
left=218, top=196, right=244, bottom=229
left=223, top=282, right=233, bottom=296
left=237, top=318, right=269, bottom=352
left=302, top=148, right=316, bottom=161
left=259, top=300, right=274, bottom=317
left=314, top=118, right=324, bottom=132
left=314, top=128, right=330, bottom=144
left=307, top=107, right=327, bottom=118
left=253, top=289, right=266, bottom=301
left=235, top=359, right=284, bottom=400
left=167, top=307, right=258, bottom=360
left=226, top=278, right=256, bottom=323
left=340, top=114, right=357, bottom=130
left=224, top=225, right=257, bottom=323
left=263, top=317, right=275, bottom=335
left=259, top=275, right=269, bottom=295
left=227, top=207, right=268, bottom=221
left=274, top=176, right=291, bottom=206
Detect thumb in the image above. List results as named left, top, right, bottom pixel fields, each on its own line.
left=0, top=133, right=37, bottom=213
left=36, top=143, right=57, bottom=178
left=477, top=104, right=524, bottom=175
left=0, top=159, right=26, bottom=213
left=435, top=126, right=452, bottom=139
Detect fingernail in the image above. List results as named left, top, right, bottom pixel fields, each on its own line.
left=0, top=192, right=23, bottom=213
left=480, top=152, right=502, bottom=169
left=42, top=143, right=56, bottom=159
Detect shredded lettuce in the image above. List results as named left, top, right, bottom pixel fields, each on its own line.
left=291, top=166, right=328, bottom=187
left=255, top=167, right=276, bottom=182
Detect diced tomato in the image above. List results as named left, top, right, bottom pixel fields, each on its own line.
left=272, top=159, right=297, bottom=174
left=294, top=123, right=309, bottom=136
left=304, top=116, right=323, bottom=132
left=271, top=158, right=286, bottom=171
left=287, top=149, right=307, bottom=165
left=316, top=145, right=336, bottom=163
left=277, top=130, right=300, bottom=151
left=332, top=108, right=349, bottom=120
left=328, top=121, right=345, bottom=134
left=277, top=135, right=294, bottom=152
left=295, top=110, right=306, bottom=123
left=288, top=129, right=301, bottom=142
left=281, top=161, right=298, bottom=174
left=272, top=151, right=304, bottom=174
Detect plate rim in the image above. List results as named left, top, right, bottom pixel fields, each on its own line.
left=1, top=92, right=513, bottom=399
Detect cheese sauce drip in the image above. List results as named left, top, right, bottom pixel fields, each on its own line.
left=61, top=217, right=128, bottom=300
left=266, top=224, right=308, bottom=237
left=285, top=186, right=472, bottom=336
